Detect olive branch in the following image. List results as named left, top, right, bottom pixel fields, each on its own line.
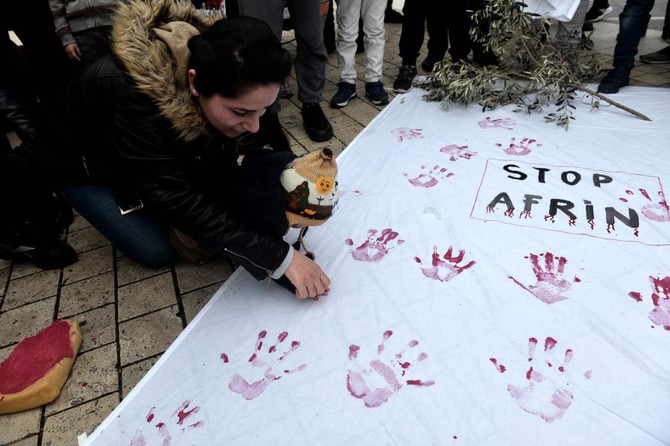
left=413, top=0, right=651, bottom=130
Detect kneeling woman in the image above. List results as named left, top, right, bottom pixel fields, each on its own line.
left=54, top=0, right=330, bottom=299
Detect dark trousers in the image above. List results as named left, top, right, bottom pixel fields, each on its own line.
left=398, top=0, right=470, bottom=65
left=613, top=0, right=656, bottom=69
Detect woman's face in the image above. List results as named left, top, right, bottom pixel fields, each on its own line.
left=193, top=81, right=280, bottom=139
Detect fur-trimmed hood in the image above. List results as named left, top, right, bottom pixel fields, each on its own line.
left=110, top=0, right=216, bottom=141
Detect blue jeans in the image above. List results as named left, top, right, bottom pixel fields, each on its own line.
left=59, top=183, right=178, bottom=267
left=613, top=0, right=656, bottom=69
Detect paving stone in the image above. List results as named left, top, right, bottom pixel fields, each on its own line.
left=0, top=407, right=41, bottom=445
left=3, top=270, right=60, bottom=310
left=62, top=304, right=116, bottom=354
left=117, top=272, right=177, bottom=322
left=121, top=356, right=160, bottom=399
left=42, top=394, right=119, bottom=446
left=61, top=246, right=114, bottom=286
left=66, top=226, right=110, bottom=255
left=45, top=344, right=119, bottom=416
left=0, top=298, right=56, bottom=347
left=119, top=306, right=183, bottom=366
left=58, top=272, right=115, bottom=317
left=174, top=257, right=232, bottom=294
left=182, top=283, right=221, bottom=324
left=116, top=254, right=171, bottom=287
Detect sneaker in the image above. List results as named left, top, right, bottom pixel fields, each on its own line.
left=421, top=55, right=442, bottom=72
left=330, top=82, right=357, bottom=108
left=301, top=103, right=333, bottom=142
left=640, top=45, right=670, bottom=64
left=0, top=239, right=77, bottom=270
left=392, top=65, right=417, bottom=93
left=585, top=5, right=613, bottom=23
left=365, top=81, right=389, bottom=105
left=597, top=66, right=630, bottom=94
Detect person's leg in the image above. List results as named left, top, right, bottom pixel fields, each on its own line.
left=288, top=0, right=333, bottom=141
left=598, top=0, right=656, bottom=93
left=663, top=0, right=669, bottom=40
left=59, top=184, right=178, bottom=267
left=613, top=0, right=656, bottom=70
left=398, top=0, right=427, bottom=66
left=444, top=0, right=470, bottom=63
left=424, top=0, right=448, bottom=67
left=554, top=0, right=590, bottom=53
left=287, top=0, right=329, bottom=105
left=336, top=0, right=363, bottom=84
left=236, top=0, right=285, bottom=39
left=361, top=0, right=389, bottom=105
left=324, top=0, right=336, bottom=54
left=361, top=0, right=386, bottom=83
left=393, top=0, right=425, bottom=92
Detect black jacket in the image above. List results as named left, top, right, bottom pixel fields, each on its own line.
left=54, top=0, right=291, bottom=280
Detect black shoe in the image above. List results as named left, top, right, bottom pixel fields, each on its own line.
left=421, top=55, right=442, bottom=72
left=0, top=239, right=77, bottom=270
left=640, top=46, right=670, bottom=64
left=597, top=66, right=630, bottom=94
left=301, top=103, right=333, bottom=142
left=392, top=65, right=417, bottom=93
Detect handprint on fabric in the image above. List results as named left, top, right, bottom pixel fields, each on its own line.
left=619, top=189, right=670, bottom=222
left=489, top=337, right=591, bottom=423
left=130, top=401, right=204, bottom=446
left=221, top=330, right=306, bottom=400
left=508, top=252, right=580, bottom=304
left=628, top=275, right=670, bottom=330
left=392, top=127, right=423, bottom=142
left=414, top=245, right=476, bottom=282
left=345, top=228, right=404, bottom=263
left=495, top=137, right=542, bottom=156
left=439, top=144, right=477, bottom=162
left=402, top=164, right=454, bottom=188
left=478, top=117, right=515, bottom=130
left=346, top=330, right=434, bottom=408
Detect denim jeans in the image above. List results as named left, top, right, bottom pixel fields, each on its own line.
left=613, top=0, right=656, bottom=69
left=59, top=183, right=178, bottom=267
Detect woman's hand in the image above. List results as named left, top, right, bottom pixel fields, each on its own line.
left=64, top=43, right=81, bottom=62
left=284, top=250, right=330, bottom=299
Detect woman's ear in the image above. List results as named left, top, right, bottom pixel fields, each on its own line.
left=188, top=69, right=198, bottom=95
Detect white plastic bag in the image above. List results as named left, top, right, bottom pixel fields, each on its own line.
left=520, top=0, right=582, bottom=22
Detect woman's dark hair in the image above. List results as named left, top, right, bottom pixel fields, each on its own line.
left=187, top=16, right=291, bottom=98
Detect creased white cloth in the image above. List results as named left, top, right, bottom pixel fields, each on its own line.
left=82, top=86, right=670, bottom=446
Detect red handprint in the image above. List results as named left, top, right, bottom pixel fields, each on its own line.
left=346, top=330, right=434, bottom=408
left=490, top=337, right=590, bottom=423
left=402, top=164, right=454, bottom=188
left=414, top=245, right=476, bottom=282
left=345, top=228, right=404, bottom=262
left=628, top=275, right=670, bottom=330
left=439, top=144, right=477, bottom=162
left=495, top=137, right=541, bottom=156
left=222, top=330, right=306, bottom=400
left=130, top=401, right=204, bottom=446
left=478, top=116, right=515, bottom=130
left=508, top=252, right=580, bottom=304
